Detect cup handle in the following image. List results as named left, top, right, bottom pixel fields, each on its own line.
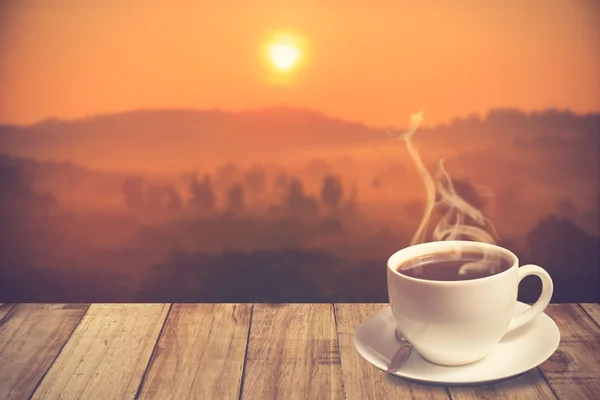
left=507, top=264, right=553, bottom=332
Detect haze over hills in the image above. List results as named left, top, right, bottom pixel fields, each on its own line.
left=1, top=107, right=598, bottom=172
left=1, top=106, right=598, bottom=302
left=0, top=107, right=379, bottom=171
left=1, top=106, right=598, bottom=237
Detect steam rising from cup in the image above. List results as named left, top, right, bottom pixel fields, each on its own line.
left=392, top=110, right=500, bottom=275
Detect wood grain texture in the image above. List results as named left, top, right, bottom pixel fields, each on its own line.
left=540, top=304, right=600, bottom=400
left=580, top=303, right=600, bottom=328
left=449, top=370, right=556, bottom=400
left=546, top=304, right=600, bottom=342
left=137, top=304, right=251, bottom=400
left=0, top=304, right=89, bottom=400
left=3, top=302, right=599, bottom=400
left=0, top=303, right=15, bottom=322
left=241, top=304, right=343, bottom=400
left=31, top=303, right=170, bottom=400
left=334, top=304, right=449, bottom=400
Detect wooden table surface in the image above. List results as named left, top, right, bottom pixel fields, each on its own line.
left=0, top=303, right=598, bottom=400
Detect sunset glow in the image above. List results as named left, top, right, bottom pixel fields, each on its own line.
left=0, top=2, right=598, bottom=125
left=268, top=42, right=300, bottom=71
left=263, top=31, right=305, bottom=81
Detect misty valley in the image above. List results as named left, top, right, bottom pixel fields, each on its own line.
left=1, top=107, right=598, bottom=302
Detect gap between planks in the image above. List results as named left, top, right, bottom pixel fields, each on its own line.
left=241, top=304, right=344, bottom=400
left=135, top=304, right=252, bottom=400
left=0, top=303, right=16, bottom=324
left=134, top=303, right=174, bottom=399
left=237, top=304, right=255, bottom=400
left=30, top=304, right=171, bottom=400
left=27, top=304, right=92, bottom=399
left=579, top=303, right=600, bottom=329
left=0, top=304, right=90, bottom=400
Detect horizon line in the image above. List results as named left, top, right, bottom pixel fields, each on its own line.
left=1, top=105, right=599, bottom=131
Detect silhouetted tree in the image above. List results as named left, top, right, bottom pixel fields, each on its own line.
left=164, top=186, right=183, bottom=212
left=144, top=184, right=183, bottom=213
left=214, top=161, right=241, bottom=189
left=285, top=177, right=320, bottom=219
left=556, top=198, right=577, bottom=220
left=244, top=164, right=267, bottom=194
left=320, top=175, right=344, bottom=211
left=226, top=184, right=245, bottom=214
left=524, top=215, right=599, bottom=302
left=189, top=174, right=215, bottom=213
left=122, top=177, right=144, bottom=210
left=0, top=164, right=57, bottom=215
left=451, top=179, right=487, bottom=210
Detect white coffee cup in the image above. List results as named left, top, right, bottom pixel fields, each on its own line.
left=387, top=240, right=553, bottom=366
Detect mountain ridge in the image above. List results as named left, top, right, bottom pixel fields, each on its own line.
left=1, top=106, right=598, bottom=172
left=2, top=105, right=599, bottom=130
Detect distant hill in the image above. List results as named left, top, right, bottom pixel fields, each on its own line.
left=0, top=108, right=379, bottom=171
left=1, top=107, right=598, bottom=172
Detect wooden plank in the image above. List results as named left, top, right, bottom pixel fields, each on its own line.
left=31, top=304, right=170, bottom=400
left=539, top=304, right=600, bottom=400
left=334, top=304, right=449, bottom=400
left=137, top=304, right=252, bottom=400
left=0, top=303, right=15, bottom=322
left=449, top=370, right=557, bottom=400
left=546, top=304, right=600, bottom=342
left=0, top=304, right=89, bottom=400
left=580, top=303, right=600, bottom=328
left=241, top=304, right=343, bottom=400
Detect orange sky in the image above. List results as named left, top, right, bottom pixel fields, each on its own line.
left=0, top=0, right=599, bottom=127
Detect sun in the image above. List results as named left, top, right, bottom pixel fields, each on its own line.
left=268, top=43, right=300, bottom=71
left=264, top=32, right=304, bottom=74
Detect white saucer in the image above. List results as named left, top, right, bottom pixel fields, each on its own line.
left=354, top=302, right=560, bottom=385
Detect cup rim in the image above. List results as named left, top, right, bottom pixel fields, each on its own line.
left=387, top=240, right=518, bottom=285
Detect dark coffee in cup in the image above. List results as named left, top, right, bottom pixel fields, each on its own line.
left=397, top=251, right=511, bottom=281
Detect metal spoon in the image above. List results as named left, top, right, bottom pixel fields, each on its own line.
left=387, top=328, right=413, bottom=373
